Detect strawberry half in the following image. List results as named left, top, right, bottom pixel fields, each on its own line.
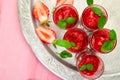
left=35, top=26, right=56, bottom=44
left=56, top=0, right=74, bottom=7
left=32, top=2, right=49, bottom=24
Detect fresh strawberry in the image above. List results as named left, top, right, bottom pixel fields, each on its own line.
left=64, top=0, right=74, bottom=4
left=32, top=2, right=49, bottom=24
left=56, top=0, right=74, bottom=7
left=35, top=26, right=56, bottom=44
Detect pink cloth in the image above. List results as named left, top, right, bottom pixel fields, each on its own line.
left=0, top=0, right=62, bottom=80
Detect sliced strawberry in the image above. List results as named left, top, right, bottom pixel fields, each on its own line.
left=35, top=27, right=56, bottom=44
left=56, top=0, right=66, bottom=7
left=56, top=0, right=74, bottom=7
left=32, top=2, right=49, bottom=24
left=64, top=0, right=74, bottom=4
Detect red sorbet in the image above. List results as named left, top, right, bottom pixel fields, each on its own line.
left=63, top=28, right=88, bottom=53
left=53, top=4, right=79, bottom=29
left=81, top=5, right=108, bottom=30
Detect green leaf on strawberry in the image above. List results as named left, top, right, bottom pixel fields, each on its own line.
left=59, top=50, right=72, bottom=58
left=98, top=15, right=107, bottom=29
left=87, top=0, right=94, bottom=5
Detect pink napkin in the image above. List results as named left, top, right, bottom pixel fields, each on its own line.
left=0, top=0, right=61, bottom=80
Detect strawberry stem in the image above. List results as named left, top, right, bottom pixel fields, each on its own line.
left=40, top=20, right=50, bottom=27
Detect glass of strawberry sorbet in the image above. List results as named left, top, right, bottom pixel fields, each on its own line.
left=63, top=28, right=88, bottom=53
left=81, top=4, right=108, bottom=31
left=53, top=4, right=79, bottom=29
left=89, top=28, right=117, bottom=53
left=76, top=49, right=104, bottom=79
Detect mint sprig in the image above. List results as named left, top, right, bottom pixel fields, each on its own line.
left=59, top=50, right=72, bottom=58
left=87, top=0, right=93, bottom=5
left=101, top=29, right=117, bottom=52
left=91, top=7, right=107, bottom=29
left=53, top=39, right=77, bottom=48
left=80, top=64, right=93, bottom=71
left=57, top=17, right=76, bottom=28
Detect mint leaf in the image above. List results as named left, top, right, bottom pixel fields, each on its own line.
left=53, top=40, right=76, bottom=48
left=59, top=50, right=72, bottom=58
left=98, top=16, right=107, bottom=29
left=58, top=17, right=77, bottom=28
left=58, top=20, right=67, bottom=28
left=80, top=64, right=93, bottom=71
left=87, top=64, right=93, bottom=71
left=110, top=29, right=117, bottom=40
left=92, top=7, right=103, bottom=16
left=65, top=17, right=76, bottom=24
left=101, top=40, right=115, bottom=52
left=80, top=64, right=87, bottom=71
left=87, top=0, right=93, bottom=5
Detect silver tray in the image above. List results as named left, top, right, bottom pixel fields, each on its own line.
left=18, top=0, right=120, bottom=80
